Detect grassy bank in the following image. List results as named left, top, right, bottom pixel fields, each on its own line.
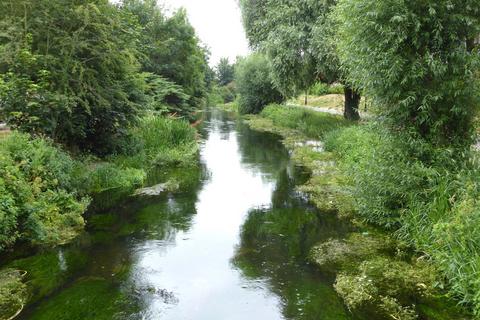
left=244, top=104, right=473, bottom=319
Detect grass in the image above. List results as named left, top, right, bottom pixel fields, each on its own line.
left=80, top=115, right=199, bottom=194
left=259, top=104, right=352, bottom=139
left=288, top=94, right=371, bottom=116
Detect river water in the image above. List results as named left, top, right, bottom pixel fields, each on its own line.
left=14, top=110, right=357, bottom=320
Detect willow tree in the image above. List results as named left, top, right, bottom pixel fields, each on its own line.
left=239, top=0, right=361, bottom=120
left=335, top=0, right=480, bottom=146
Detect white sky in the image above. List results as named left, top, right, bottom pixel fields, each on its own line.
left=161, top=0, right=250, bottom=66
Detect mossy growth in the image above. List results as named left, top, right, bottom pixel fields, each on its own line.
left=310, top=232, right=396, bottom=273
left=0, top=268, right=27, bottom=320
left=25, top=277, right=130, bottom=320
left=9, top=249, right=88, bottom=304
left=333, top=256, right=463, bottom=319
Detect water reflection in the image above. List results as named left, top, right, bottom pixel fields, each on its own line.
left=17, top=109, right=355, bottom=320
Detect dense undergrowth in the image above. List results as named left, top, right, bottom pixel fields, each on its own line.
left=245, top=103, right=478, bottom=318
left=325, top=124, right=480, bottom=315
left=0, top=115, right=198, bottom=253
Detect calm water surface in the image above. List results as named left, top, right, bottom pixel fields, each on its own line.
left=15, top=110, right=355, bottom=320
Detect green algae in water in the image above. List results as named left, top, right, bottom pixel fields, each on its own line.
left=234, top=202, right=354, bottom=320
left=25, top=277, right=130, bottom=320
left=9, top=249, right=88, bottom=304
left=0, top=268, right=27, bottom=320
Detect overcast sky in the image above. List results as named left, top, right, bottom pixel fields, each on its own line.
left=162, top=0, right=250, bottom=66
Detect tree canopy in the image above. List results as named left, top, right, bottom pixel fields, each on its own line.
left=0, top=0, right=210, bottom=154
left=335, top=0, right=480, bottom=146
left=239, top=0, right=361, bottom=119
left=215, top=57, right=235, bottom=86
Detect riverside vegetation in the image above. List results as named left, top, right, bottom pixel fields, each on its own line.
left=236, top=0, right=480, bottom=318
left=1, top=0, right=480, bottom=319
left=0, top=0, right=216, bottom=317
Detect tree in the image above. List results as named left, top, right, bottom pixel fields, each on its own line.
left=239, top=0, right=361, bottom=120
left=121, top=1, right=209, bottom=115
left=215, top=57, right=235, bottom=86
left=235, top=54, right=284, bottom=114
left=0, top=0, right=144, bottom=154
left=335, top=0, right=480, bottom=146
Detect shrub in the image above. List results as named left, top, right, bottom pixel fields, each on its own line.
left=0, top=1, right=144, bottom=155
left=235, top=54, right=284, bottom=114
left=325, top=124, right=440, bottom=229
left=310, top=82, right=329, bottom=96
left=328, top=83, right=344, bottom=95
left=220, top=82, right=237, bottom=103
left=0, top=268, right=27, bottom=320
left=0, top=132, right=88, bottom=250
left=142, top=73, right=191, bottom=118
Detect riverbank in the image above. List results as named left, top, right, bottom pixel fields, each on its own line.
left=241, top=104, right=473, bottom=319
left=0, top=114, right=201, bottom=319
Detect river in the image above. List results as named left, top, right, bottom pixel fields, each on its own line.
left=13, top=109, right=358, bottom=320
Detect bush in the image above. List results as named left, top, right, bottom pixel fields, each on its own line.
left=142, top=73, right=191, bottom=118
left=235, top=54, right=284, bottom=114
left=0, top=132, right=88, bottom=251
left=220, top=82, right=237, bottom=103
left=328, top=83, right=344, bottom=95
left=310, top=82, right=329, bottom=96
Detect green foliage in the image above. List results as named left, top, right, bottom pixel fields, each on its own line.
left=82, top=115, right=198, bottom=193
left=309, top=83, right=329, bottom=96
left=235, top=54, right=284, bottom=114
left=239, top=0, right=323, bottom=96
left=0, top=0, right=144, bottom=155
left=80, top=163, right=145, bottom=194
left=215, top=57, right=235, bottom=86
left=326, top=123, right=480, bottom=315
left=260, top=104, right=351, bottom=139
left=335, top=0, right=480, bottom=146
left=239, top=0, right=361, bottom=118
left=121, top=0, right=209, bottom=111
left=328, top=84, right=344, bottom=95
left=133, top=115, right=198, bottom=166
left=220, top=82, right=237, bottom=103
left=0, top=268, right=27, bottom=320
left=0, top=132, right=88, bottom=250
left=325, top=125, right=437, bottom=229
left=335, top=257, right=435, bottom=319
left=309, top=83, right=345, bottom=96
left=142, top=73, right=191, bottom=118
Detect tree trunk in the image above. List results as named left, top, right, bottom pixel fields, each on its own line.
left=344, top=86, right=360, bottom=120
left=467, top=37, right=475, bottom=52
left=304, top=89, right=308, bottom=105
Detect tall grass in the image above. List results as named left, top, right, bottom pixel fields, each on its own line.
left=260, top=104, right=351, bottom=139
left=83, top=115, right=198, bottom=193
